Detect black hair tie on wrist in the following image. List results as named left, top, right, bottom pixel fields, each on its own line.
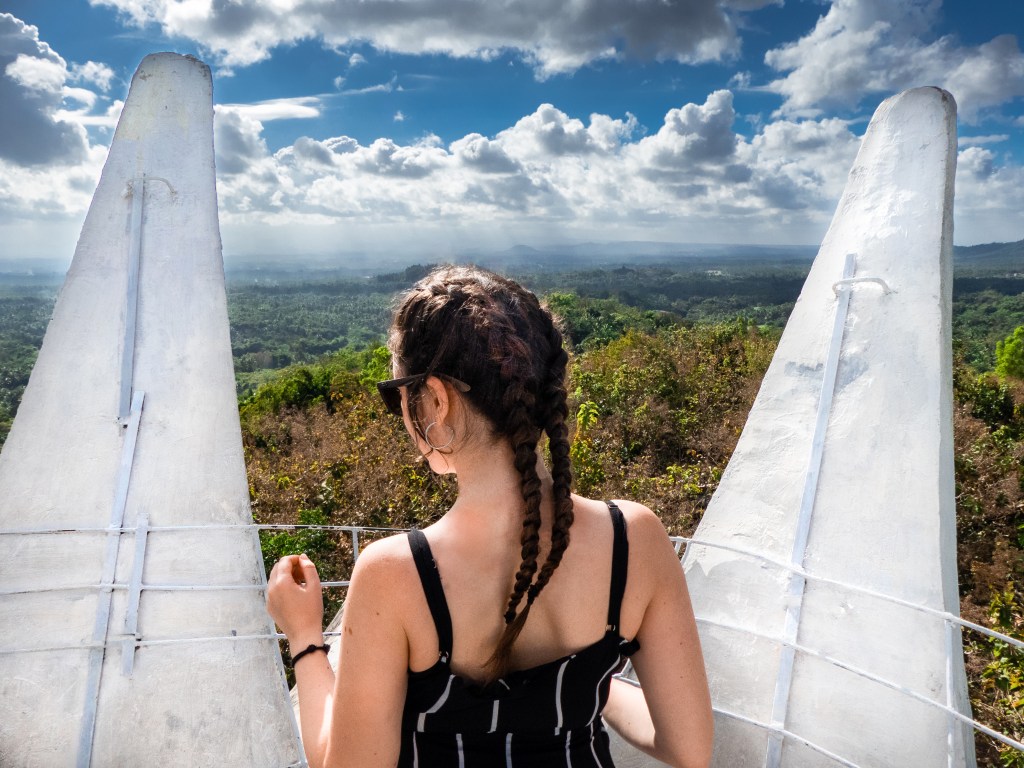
left=291, top=643, right=330, bottom=666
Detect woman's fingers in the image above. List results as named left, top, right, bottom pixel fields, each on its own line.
left=276, top=553, right=320, bottom=587
left=298, top=553, right=321, bottom=589
left=266, top=554, right=325, bottom=642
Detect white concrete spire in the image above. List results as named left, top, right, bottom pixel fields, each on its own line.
left=0, top=53, right=303, bottom=767
left=612, top=87, right=972, bottom=766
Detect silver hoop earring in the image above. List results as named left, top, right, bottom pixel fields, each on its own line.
left=424, top=421, right=456, bottom=451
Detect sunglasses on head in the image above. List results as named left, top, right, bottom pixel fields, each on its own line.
left=376, top=373, right=471, bottom=418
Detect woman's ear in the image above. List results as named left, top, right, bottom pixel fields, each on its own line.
left=423, top=375, right=451, bottom=423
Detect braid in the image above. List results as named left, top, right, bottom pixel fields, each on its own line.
left=389, top=265, right=577, bottom=683
left=502, top=382, right=543, bottom=622
left=530, top=321, right=573, bottom=599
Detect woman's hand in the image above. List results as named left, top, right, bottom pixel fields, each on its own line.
left=267, top=553, right=325, bottom=646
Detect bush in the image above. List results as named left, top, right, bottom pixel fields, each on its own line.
left=997, top=327, right=1024, bottom=380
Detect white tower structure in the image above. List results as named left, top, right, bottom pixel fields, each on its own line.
left=613, top=87, right=973, bottom=766
left=0, top=54, right=303, bottom=767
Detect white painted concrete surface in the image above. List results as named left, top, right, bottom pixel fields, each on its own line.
left=0, top=54, right=302, bottom=767
left=611, top=87, right=971, bottom=766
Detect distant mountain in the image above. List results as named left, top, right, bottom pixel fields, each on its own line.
left=8, top=239, right=1020, bottom=288
left=953, top=239, right=1024, bottom=268
left=462, top=241, right=820, bottom=272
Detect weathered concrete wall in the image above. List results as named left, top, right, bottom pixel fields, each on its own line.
left=611, top=87, right=972, bottom=766
left=0, top=53, right=302, bottom=767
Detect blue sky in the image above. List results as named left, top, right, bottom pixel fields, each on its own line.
left=1, top=0, right=1023, bottom=260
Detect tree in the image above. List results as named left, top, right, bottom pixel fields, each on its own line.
left=996, top=326, right=1024, bottom=379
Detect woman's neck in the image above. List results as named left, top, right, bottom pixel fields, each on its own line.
left=441, top=439, right=553, bottom=542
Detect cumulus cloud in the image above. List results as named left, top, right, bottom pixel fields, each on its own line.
left=208, top=97, right=1024, bottom=252
left=0, top=14, right=124, bottom=167
left=90, top=0, right=780, bottom=77
left=451, top=134, right=521, bottom=174
left=0, top=15, right=90, bottom=166
left=954, top=147, right=1024, bottom=244
left=764, top=0, right=1024, bottom=122
left=207, top=92, right=879, bottom=249
left=68, top=60, right=115, bottom=91
left=958, top=146, right=995, bottom=180
left=214, top=109, right=269, bottom=175
left=631, top=90, right=739, bottom=179
left=0, top=142, right=107, bottom=223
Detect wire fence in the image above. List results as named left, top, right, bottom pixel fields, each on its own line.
left=1, top=521, right=1019, bottom=765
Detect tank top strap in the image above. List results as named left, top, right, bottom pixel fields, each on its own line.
left=605, top=501, right=629, bottom=634
left=406, top=529, right=454, bottom=663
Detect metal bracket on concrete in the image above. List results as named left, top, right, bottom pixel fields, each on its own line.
left=121, top=510, right=149, bottom=677
left=77, top=390, right=145, bottom=768
left=117, top=176, right=174, bottom=425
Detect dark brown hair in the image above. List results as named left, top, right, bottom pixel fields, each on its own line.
left=389, top=265, right=573, bottom=680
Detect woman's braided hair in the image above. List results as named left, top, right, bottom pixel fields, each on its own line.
left=389, top=265, right=574, bottom=680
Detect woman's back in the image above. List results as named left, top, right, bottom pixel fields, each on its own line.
left=401, top=492, right=651, bottom=680
left=397, top=499, right=639, bottom=766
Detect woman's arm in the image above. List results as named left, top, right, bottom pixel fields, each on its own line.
left=266, top=554, right=334, bottom=766
left=601, top=505, right=714, bottom=768
left=268, top=544, right=412, bottom=768
left=323, top=539, right=411, bottom=767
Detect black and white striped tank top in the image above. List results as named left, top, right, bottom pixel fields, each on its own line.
left=399, top=502, right=639, bottom=767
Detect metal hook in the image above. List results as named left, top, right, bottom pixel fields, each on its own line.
left=832, top=276, right=893, bottom=296
left=121, top=176, right=176, bottom=199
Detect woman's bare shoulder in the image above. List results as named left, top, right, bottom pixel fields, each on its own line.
left=347, top=531, right=418, bottom=592
left=612, top=498, right=673, bottom=543
left=572, top=495, right=671, bottom=549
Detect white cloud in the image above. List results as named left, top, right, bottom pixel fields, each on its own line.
left=393, top=110, right=405, bottom=122
left=341, top=75, right=400, bottom=95
left=216, top=96, right=321, bottom=121
left=349, top=53, right=366, bottom=67
left=62, top=86, right=98, bottom=109
left=958, top=135, right=1009, bottom=147
left=214, top=109, right=269, bottom=175
left=764, top=0, right=1024, bottom=123
left=7, top=76, right=1020, bottom=256
left=204, top=92, right=888, bottom=252
left=6, top=52, right=66, bottom=91
left=0, top=14, right=91, bottom=166
left=958, top=146, right=994, bottom=180
left=68, top=99, right=124, bottom=128
left=451, top=134, right=521, bottom=174
left=68, top=60, right=116, bottom=91
left=207, top=97, right=1024, bottom=253
left=89, top=0, right=780, bottom=77
left=0, top=142, right=107, bottom=225
left=954, top=147, right=1024, bottom=244
left=630, top=90, right=740, bottom=176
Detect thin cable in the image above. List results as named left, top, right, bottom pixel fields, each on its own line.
left=0, top=580, right=352, bottom=597
left=0, top=629, right=346, bottom=656
left=715, top=708, right=861, bottom=768
left=698, top=615, right=1024, bottom=754
left=678, top=534, right=1024, bottom=652
left=0, top=523, right=404, bottom=535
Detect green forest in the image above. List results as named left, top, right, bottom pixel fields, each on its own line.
left=4, top=253, right=1024, bottom=763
